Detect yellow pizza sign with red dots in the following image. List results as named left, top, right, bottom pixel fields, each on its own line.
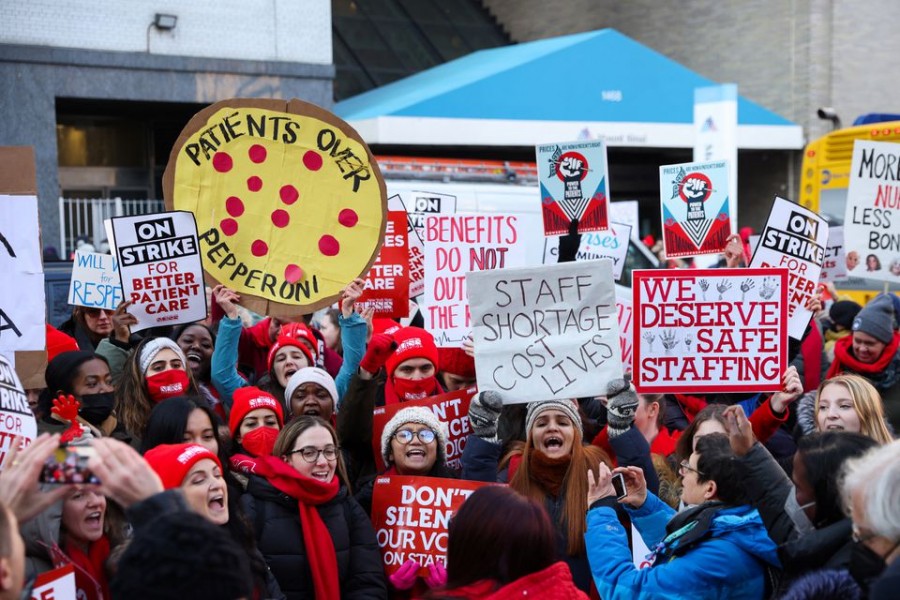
left=163, top=99, right=387, bottom=315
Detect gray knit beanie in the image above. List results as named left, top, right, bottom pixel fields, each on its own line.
left=524, top=399, right=582, bottom=437
left=380, top=406, right=448, bottom=467
left=852, top=294, right=897, bottom=344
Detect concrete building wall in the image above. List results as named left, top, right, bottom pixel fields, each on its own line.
left=0, top=0, right=332, bottom=64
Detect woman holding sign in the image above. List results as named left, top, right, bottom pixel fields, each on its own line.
left=462, top=393, right=611, bottom=594
left=240, top=416, right=387, bottom=599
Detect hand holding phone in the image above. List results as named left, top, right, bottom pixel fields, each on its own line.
left=611, top=472, right=627, bottom=500
left=40, top=446, right=101, bottom=485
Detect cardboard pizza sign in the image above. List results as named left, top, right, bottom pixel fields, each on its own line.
left=163, top=99, right=387, bottom=316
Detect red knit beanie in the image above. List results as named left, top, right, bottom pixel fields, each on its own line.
left=438, top=347, right=476, bottom=378
left=46, top=325, right=80, bottom=361
left=372, top=318, right=402, bottom=336
left=278, top=322, right=319, bottom=359
left=267, top=335, right=315, bottom=373
left=228, top=386, right=284, bottom=436
left=144, top=443, right=223, bottom=490
left=385, top=327, right=439, bottom=377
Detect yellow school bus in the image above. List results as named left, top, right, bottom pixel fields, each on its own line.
left=799, top=116, right=900, bottom=304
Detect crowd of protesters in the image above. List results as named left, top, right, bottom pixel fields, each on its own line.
left=1, top=227, right=899, bottom=600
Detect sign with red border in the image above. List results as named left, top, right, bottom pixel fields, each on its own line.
left=632, top=268, right=788, bottom=393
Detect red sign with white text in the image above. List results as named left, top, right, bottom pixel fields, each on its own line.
left=632, top=268, right=788, bottom=393
left=371, top=475, right=494, bottom=576
left=358, top=211, right=410, bottom=318
left=372, top=387, right=475, bottom=472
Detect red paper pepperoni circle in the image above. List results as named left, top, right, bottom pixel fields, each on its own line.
left=303, top=151, right=323, bottom=171
left=221, top=218, right=238, bottom=236
left=247, top=176, right=263, bottom=192
left=212, top=152, right=233, bottom=173
left=279, top=185, right=299, bottom=205
left=284, top=264, right=303, bottom=283
left=248, top=144, right=267, bottom=164
left=271, top=210, right=290, bottom=228
left=225, top=196, right=244, bottom=217
left=338, top=209, right=358, bottom=228
left=251, top=240, right=268, bottom=257
left=318, top=235, right=339, bottom=256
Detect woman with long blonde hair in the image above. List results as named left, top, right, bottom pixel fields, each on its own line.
left=814, top=374, right=892, bottom=444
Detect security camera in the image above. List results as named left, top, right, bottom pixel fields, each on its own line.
left=817, top=107, right=841, bottom=130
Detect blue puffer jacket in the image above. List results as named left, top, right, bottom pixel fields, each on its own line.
left=586, top=493, right=780, bottom=600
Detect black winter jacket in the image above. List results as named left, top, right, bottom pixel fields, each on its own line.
left=241, top=474, right=387, bottom=600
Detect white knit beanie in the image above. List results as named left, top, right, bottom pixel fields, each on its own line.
left=524, top=399, right=582, bottom=437
left=139, top=338, right=187, bottom=375
left=380, top=406, right=447, bottom=467
left=284, top=367, right=339, bottom=416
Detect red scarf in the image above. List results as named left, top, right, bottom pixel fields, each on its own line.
left=238, top=454, right=341, bottom=600
left=57, top=536, right=110, bottom=600
left=383, top=376, right=441, bottom=405
left=827, top=333, right=900, bottom=379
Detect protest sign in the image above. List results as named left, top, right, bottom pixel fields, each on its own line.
left=371, top=475, right=493, bottom=576
left=0, top=353, right=38, bottom=469
left=67, top=250, right=124, bottom=311
left=423, top=213, right=542, bottom=347
left=372, top=387, right=475, bottom=472
left=844, top=140, right=900, bottom=283
left=542, top=222, right=631, bottom=280
left=610, top=200, right=640, bottom=240
left=357, top=211, right=409, bottom=318
left=659, top=160, right=732, bottom=258
left=403, top=191, right=457, bottom=240
left=632, top=268, right=788, bottom=393
left=30, top=564, right=76, bottom=600
left=164, top=98, right=387, bottom=316
left=616, top=285, right=634, bottom=376
left=750, top=196, right=829, bottom=340
left=468, top=260, right=622, bottom=403
left=112, top=212, right=207, bottom=332
left=820, top=226, right=848, bottom=282
left=0, top=148, right=46, bottom=388
left=537, top=140, right=610, bottom=235
left=0, top=192, right=45, bottom=369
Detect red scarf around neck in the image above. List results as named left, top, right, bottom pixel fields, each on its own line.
left=827, top=333, right=900, bottom=379
left=383, top=375, right=441, bottom=405
left=239, top=454, right=341, bottom=600
left=56, top=535, right=110, bottom=600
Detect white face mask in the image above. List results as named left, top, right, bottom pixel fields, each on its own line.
left=784, top=488, right=816, bottom=535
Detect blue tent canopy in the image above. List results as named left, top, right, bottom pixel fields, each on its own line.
left=335, top=29, right=802, bottom=149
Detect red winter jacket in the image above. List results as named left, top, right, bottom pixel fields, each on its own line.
left=439, top=561, right=589, bottom=600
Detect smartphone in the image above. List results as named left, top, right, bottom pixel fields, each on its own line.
left=611, top=472, right=627, bottom=500
left=40, top=446, right=100, bottom=484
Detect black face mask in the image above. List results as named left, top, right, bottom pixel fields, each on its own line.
left=79, top=392, right=115, bottom=427
left=849, top=539, right=899, bottom=587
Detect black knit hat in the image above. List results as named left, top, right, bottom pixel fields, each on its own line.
left=111, top=511, right=252, bottom=600
left=829, top=300, right=862, bottom=330
left=45, top=350, right=98, bottom=394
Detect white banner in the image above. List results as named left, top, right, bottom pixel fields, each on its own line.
left=68, top=251, right=124, bottom=310
left=424, top=213, right=542, bottom=347
left=694, top=84, right=738, bottom=228
left=749, top=196, right=829, bottom=339
left=468, top=260, right=622, bottom=403
left=112, top=212, right=207, bottom=332
left=844, top=140, right=900, bottom=283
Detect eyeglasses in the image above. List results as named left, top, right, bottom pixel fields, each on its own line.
left=393, top=429, right=436, bottom=444
left=679, top=459, right=704, bottom=477
left=287, top=445, right=338, bottom=463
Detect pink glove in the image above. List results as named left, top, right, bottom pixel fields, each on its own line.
left=389, top=559, right=419, bottom=591
left=425, top=562, right=447, bottom=589
left=359, top=333, right=396, bottom=375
